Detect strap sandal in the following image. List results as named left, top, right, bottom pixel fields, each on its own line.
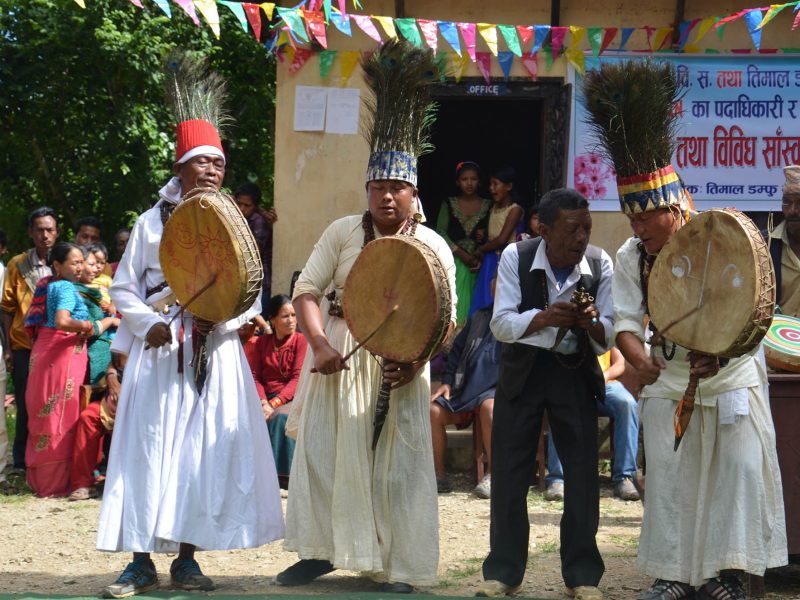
left=696, top=573, right=746, bottom=600
left=638, top=579, right=695, bottom=600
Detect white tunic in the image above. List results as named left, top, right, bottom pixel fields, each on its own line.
left=613, top=236, right=786, bottom=584
left=97, top=180, right=284, bottom=553
left=285, top=215, right=456, bottom=585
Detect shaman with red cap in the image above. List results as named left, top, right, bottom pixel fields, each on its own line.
left=96, top=51, right=284, bottom=599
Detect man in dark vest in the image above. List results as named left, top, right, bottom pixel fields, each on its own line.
left=477, top=188, right=614, bottom=600
left=768, top=164, right=800, bottom=317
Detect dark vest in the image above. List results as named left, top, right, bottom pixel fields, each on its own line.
left=495, top=237, right=606, bottom=402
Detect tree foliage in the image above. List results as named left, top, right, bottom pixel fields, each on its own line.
left=0, top=0, right=276, bottom=254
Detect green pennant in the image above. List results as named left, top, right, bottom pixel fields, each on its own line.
left=395, top=18, right=423, bottom=47
left=705, top=48, right=721, bottom=54
left=435, top=51, right=449, bottom=82
left=587, top=27, right=603, bottom=57
left=715, top=22, right=727, bottom=41
left=320, top=50, right=337, bottom=79
left=543, top=45, right=553, bottom=71
left=498, top=24, right=521, bottom=57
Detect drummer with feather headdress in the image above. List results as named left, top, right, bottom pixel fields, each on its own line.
left=96, top=52, right=284, bottom=599
left=277, top=40, right=456, bottom=592
left=581, top=59, right=786, bottom=600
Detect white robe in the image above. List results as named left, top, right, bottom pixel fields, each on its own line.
left=285, top=215, right=456, bottom=586
left=97, top=180, right=284, bottom=553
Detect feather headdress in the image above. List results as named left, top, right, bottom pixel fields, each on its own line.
left=360, top=39, right=439, bottom=186
left=581, top=59, right=689, bottom=214
left=164, top=50, right=231, bottom=164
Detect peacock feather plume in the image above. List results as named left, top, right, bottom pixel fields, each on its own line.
left=581, top=59, right=684, bottom=178
left=164, top=49, right=231, bottom=131
left=360, top=39, right=440, bottom=161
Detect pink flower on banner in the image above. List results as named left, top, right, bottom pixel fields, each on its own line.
left=574, top=153, right=613, bottom=200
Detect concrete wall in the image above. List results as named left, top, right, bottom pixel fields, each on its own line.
left=271, top=0, right=800, bottom=293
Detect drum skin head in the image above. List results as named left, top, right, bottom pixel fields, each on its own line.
left=764, top=314, right=800, bottom=373
left=343, top=236, right=449, bottom=363
left=649, top=209, right=774, bottom=357
left=160, top=191, right=262, bottom=323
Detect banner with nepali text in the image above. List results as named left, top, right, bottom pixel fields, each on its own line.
left=569, top=54, right=799, bottom=212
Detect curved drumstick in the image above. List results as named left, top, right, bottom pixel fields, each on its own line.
left=144, top=273, right=218, bottom=350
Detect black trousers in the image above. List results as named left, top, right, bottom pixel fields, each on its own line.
left=11, top=349, right=31, bottom=469
left=482, top=351, right=604, bottom=588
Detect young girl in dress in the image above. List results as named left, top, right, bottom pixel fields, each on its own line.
left=470, top=166, right=523, bottom=315
left=435, top=161, right=492, bottom=326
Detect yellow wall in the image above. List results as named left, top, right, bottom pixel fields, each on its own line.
left=271, top=0, right=800, bottom=294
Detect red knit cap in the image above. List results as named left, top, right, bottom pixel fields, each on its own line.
left=175, top=119, right=224, bottom=164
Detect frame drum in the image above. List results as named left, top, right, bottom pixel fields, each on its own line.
left=764, top=314, right=800, bottom=373
left=648, top=208, right=775, bottom=358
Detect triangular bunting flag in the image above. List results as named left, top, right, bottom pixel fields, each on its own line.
left=174, top=0, right=200, bottom=25
left=565, top=46, right=585, bottom=75
left=744, top=9, right=764, bottom=50
left=305, top=10, right=328, bottom=48
left=277, top=7, right=309, bottom=42
left=153, top=0, right=171, bottom=14
left=289, top=48, right=312, bottom=75
left=243, top=3, right=261, bottom=40
left=587, top=27, right=603, bottom=57
left=695, top=16, right=718, bottom=42
left=417, top=19, right=439, bottom=51
left=128, top=0, right=144, bottom=8
left=531, top=25, right=550, bottom=56
left=337, top=0, right=346, bottom=18
left=550, top=26, right=568, bottom=56
left=440, top=21, right=461, bottom=56
left=676, top=19, right=700, bottom=50
left=352, top=14, right=381, bottom=42
left=642, top=26, right=655, bottom=50
left=458, top=22, right=477, bottom=62
left=219, top=1, right=248, bottom=32
left=497, top=51, right=514, bottom=80
left=454, top=54, right=470, bottom=83
left=477, top=23, right=498, bottom=56
left=757, top=4, right=788, bottom=30
left=715, top=10, right=747, bottom=29
left=716, top=22, right=728, bottom=41
left=260, top=2, right=275, bottom=21
left=395, top=18, right=423, bottom=47
left=194, top=0, right=221, bottom=39
left=73, top=0, right=86, bottom=7
left=683, top=43, right=702, bottom=53
left=599, top=28, right=617, bottom=54
left=475, top=52, right=492, bottom=84
left=330, top=10, right=352, bottom=36
left=435, top=51, right=449, bottom=82
left=653, top=26, right=672, bottom=51
left=516, top=25, right=533, bottom=49
left=794, top=9, right=800, bottom=31
left=319, top=50, right=337, bottom=79
left=339, top=50, right=360, bottom=85
left=619, top=27, right=635, bottom=50
left=543, top=45, right=554, bottom=71
left=570, top=25, right=586, bottom=46
left=498, top=24, right=521, bottom=57
left=322, top=0, right=331, bottom=22
left=375, top=16, right=397, bottom=39
left=521, top=54, right=538, bottom=81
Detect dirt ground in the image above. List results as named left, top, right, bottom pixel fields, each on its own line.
left=1, top=471, right=799, bottom=599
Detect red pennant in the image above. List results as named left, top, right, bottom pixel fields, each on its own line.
left=643, top=26, right=655, bottom=50
left=599, top=28, right=617, bottom=54
left=521, top=55, right=538, bottom=81
left=289, top=48, right=313, bottom=74
left=243, top=3, right=262, bottom=41
left=305, top=10, right=328, bottom=48
left=550, top=26, right=568, bottom=56
left=516, top=25, right=533, bottom=48
left=475, top=52, right=492, bottom=84
left=715, top=10, right=747, bottom=29
left=794, top=10, right=800, bottom=31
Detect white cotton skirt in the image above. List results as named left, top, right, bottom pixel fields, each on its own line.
left=637, top=387, right=787, bottom=585
left=284, top=316, right=439, bottom=585
left=97, top=316, right=285, bottom=552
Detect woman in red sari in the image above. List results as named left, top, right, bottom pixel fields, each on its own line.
left=25, top=243, right=95, bottom=497
left=251, top=295, right=307, bottom=488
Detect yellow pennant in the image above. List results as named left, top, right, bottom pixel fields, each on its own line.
left=565, top=46, right=585, bottom=76
left=477, top=23, right=498, bottom=55
left=260, top=2, right=275, bottom=21
left=756, top=4, right=787, bottom=30
left=339, top=51, right=360, bottom=85
left=569, top=25, right=586, bottom=47
left=374, top=16, right=397, bottom=39
left=73, top=0, right=86, bottom=7
left=695, top=16, right=717, bottom=42
left=454, top=53, right=470, bottom=83
left=652, top=26, right=672, bottom=50
left=683, top=43, right=702, bottom=53
left=193, top=0, right=221, bottom=39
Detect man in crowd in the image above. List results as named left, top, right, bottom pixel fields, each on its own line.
left=1, top=207, right=59, bottom=471
left=234, top=183, right=277, bottom=302
left=478, top=189, right=612, bottom=600
left=544, top=346, right=640, bottom=502
left=768, top=165, right=800, bottom=317
left=74, top=216, right=103, bottom=247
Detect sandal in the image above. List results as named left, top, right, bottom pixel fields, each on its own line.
left=696, top=573, right=745, bottom=600
left=68, top=487, right=98, bottom=501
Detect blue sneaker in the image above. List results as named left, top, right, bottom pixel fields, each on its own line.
left=170, top=557, right=215, bottom=591
left=103, top=557, right=159, bottom=598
